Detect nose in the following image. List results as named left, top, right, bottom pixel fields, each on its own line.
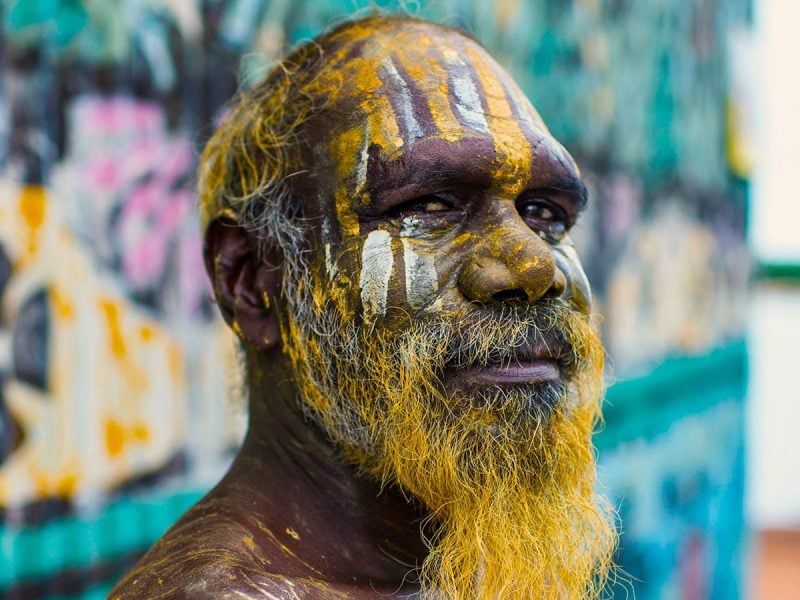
left=458, top=223, right=566, bottom=305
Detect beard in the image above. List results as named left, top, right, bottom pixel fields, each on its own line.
left=278, top=272, right=616, bottom=599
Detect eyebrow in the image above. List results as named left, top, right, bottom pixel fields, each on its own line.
left=536, top=176, right=589, bottom=211
left=364, top=137, right=497, bottom=204
left=363, top=136, right=588, bottom=210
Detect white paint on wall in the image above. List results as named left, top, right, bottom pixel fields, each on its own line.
left=750, top=0, right=800, bottom=263
left=747, top=283, right=800, bottom=528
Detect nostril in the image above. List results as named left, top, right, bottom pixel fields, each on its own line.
left=491, top=289, right=528, bottom=304
left=545, top=269, right=568, bottom=298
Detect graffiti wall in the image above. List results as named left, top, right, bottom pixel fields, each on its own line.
left=0, top=0, right=750, bottom=597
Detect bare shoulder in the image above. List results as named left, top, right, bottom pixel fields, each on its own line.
left=111, top=563, right=350, bottom=599
left=108, top=495, right=394, bottom=599
left=107, top=497, right=308, bottom=599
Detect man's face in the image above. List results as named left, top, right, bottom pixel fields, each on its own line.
left=271, top=21, right=613, bottom=599
left=295, top=22, right=593, bottom=390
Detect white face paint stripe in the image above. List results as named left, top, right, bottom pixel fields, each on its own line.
left=452, top=73, right=490, bottom=133
left=356, top=125, right=369, bottom=195
left=360, top=230, right=393, bottom=321
left=555, top=243, right=592, bottom=308
left=380, top=58, right=424, bottom=142
left=507, top=87, right=547, bottom=133
left=438, top=47, right=490, bottom=134
left=324, top=242, right=338, bottom=281
left=402, top=238, right=438, bottom=311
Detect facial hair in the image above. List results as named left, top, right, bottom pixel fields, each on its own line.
left=278, top=273, right=617, bottom=599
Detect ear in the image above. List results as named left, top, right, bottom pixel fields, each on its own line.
left=204, top=218, right=281, bottom=350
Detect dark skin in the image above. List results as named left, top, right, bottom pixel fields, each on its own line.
left=111, top=19, right=590, bottom=599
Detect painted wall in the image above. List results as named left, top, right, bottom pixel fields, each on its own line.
left=0, top=0, right=750, bottom=597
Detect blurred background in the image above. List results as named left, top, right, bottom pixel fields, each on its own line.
left=0, top=0, right=796, bottom=597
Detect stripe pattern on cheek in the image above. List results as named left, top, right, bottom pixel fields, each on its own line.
left=402, top=239, right=438, bottom=311
left=360, top=230, right=394, bottom=321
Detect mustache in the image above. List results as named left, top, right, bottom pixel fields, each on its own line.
left=386, top=299, right=590, bottom=375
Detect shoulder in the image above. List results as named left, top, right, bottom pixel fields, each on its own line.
left=109, top=494, right=361, bottom=599
left=111, top=564, right=343, bottom=599
left=109, top=496, right=274, bottom=598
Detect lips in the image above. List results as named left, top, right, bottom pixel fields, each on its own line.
left=454, top=359, right=561, bottom=386
left=443, top=336, right=571, bottom=388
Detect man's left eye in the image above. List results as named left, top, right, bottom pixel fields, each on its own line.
left=517, top=199, right=569, bottom=241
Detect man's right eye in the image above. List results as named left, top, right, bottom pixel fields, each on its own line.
left=389, top=193, right=455, bottom=216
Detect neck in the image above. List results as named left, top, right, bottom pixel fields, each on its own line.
left=216, top=349, right=428, bottom=589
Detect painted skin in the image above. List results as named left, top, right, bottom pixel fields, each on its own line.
left=111, top=17, right=597, bottom=599
left=302, top=21, right=592, bottom=391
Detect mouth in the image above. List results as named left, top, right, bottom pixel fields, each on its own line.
left=442, top=337, right=571, bottom=389
left=451, top=359, right=561, bottom=386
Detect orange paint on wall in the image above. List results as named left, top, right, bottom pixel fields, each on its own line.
left=132, top=423, right=149, bottom=442
left=19, top=186, right=46, bottom=255
left=139, top=325, right=155, bottom=342
left=99, top=299, right=127, bottom=359
left=55, top=472, right=78, bottom=498
left=50, top=285, right=75, bottom=320
left=105, top=419, right=126, bottom=457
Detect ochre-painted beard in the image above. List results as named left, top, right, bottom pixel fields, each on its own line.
left=279, top=276, right=616, bottom=599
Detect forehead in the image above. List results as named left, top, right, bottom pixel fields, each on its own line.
left=308, top=22, right=551, bottom=156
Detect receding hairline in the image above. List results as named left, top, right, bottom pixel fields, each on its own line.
left=293, top=13, right=479, bottom=62
left=258, top=13, right=482, bottom=95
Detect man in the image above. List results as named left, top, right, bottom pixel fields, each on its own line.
left=111, top=14, right=616, bottom=599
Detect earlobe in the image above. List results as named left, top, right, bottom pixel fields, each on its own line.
left=204, top=218, right=282, bottom=350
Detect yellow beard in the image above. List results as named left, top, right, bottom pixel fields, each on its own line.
left=280, top=276, right=616, bottom=599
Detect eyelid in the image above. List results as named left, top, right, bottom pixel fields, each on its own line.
left=516, top=192, right=576, bottom=228
left=383, top=190, right=463, bottom=217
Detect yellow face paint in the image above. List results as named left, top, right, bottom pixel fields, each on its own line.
left=464, top=45, right=533, bottom=191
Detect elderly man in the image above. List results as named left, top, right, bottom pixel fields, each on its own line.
left=111, top=14, right=615, bottom=599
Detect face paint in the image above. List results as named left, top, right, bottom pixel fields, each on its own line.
left=324, top=243, right=338, bottom=282
left=380, top=57, right=424, bottom=142
left=553, top=240, right=592, bottom=313
left=401, top=238, right=438, bottom=311
left=359, top=229, right=393, bottom=322
left=451, top=73, right=490, bottom=134
left=464, top=46, right=532, bottom=185
left=439, top=47, right=490, bottom=135
left=328, top=126, right=368, bottom=238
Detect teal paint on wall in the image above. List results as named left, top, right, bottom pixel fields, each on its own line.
left=0, top=490, right=203, bottom=589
